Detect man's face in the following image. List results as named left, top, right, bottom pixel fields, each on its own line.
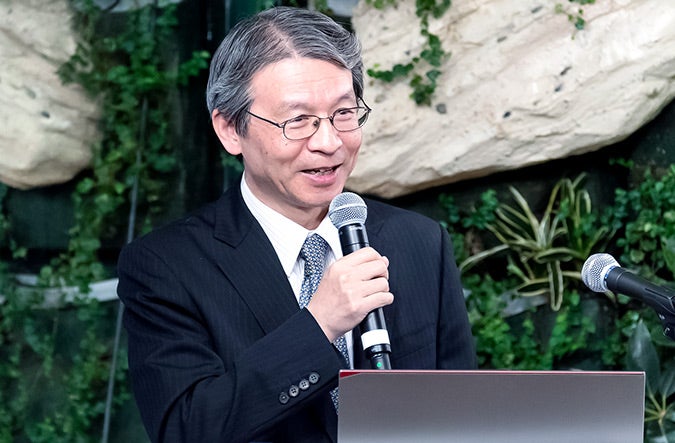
left=216, top=57, right=362, bottom=228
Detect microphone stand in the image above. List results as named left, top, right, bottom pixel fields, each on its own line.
left=609, top=271, right=675, bottom=341
left=655, top=310, right=675, bottom=341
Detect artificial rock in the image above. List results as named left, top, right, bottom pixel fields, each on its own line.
left=0, top=0, right=98, bottom=190
left=2, top=0, right=674, bottom=198
left=349, top=0, right=675, bottom=198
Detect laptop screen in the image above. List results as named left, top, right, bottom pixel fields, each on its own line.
left=338, top=370, right=645, bottom=443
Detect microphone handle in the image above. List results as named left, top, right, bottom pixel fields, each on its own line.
left=338, top=223, right=369, bottom=255
left=339, top=224, right=392, bottom=370
left=606, top=268, right=675, bottom=315
left=360, top=309, right=392, bottom=369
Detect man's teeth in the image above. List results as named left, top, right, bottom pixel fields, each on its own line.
left=308, top=167, right=335, bottom=174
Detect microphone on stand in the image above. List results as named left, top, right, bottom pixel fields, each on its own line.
left=329, top=192, right=392, bottom=369
left=582, top=252, right=675, bottom=340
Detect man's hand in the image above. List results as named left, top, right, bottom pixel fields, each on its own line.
left=306, top=247, right=393, bottom=342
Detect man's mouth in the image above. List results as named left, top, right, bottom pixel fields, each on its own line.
left=304, top=166, right=337, bottom=175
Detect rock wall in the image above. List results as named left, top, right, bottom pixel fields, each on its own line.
left=0, top=0, right=98, bottom=190
left=349, top=0, right=675, bottom=198
left=2, top=0, right=674, bottom=199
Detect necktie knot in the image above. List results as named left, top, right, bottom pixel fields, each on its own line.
left=300, top=234, right=329, bottom=281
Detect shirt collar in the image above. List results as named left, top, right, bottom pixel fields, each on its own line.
left=240, top=174, right=342, bottom=277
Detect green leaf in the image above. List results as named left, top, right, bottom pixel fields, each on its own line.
left=459, top=244, right=509, bottom=271
left=627, top=320, right=661, bottom=394
left=662, top=236, right=675, bottom=277
left=659, top=366, right=675, bottom=399
left=367, top=63, right=414, bottom=83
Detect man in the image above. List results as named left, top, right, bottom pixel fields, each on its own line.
left=117, top=6, right=476, bottom=443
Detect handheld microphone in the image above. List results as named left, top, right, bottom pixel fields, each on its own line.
left=582, top=253, right=675, bottom=339
left=329, top=192, right=392, bottom=370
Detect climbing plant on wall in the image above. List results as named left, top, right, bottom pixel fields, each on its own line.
left=365, top=0, right=597, bottom=105
left=0, top=1, right=208, bottom=440
left=365, top=0, right=451, bottom=105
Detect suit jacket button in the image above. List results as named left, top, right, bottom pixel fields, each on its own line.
left=279, top=391, right=290, bottom=404
left=289, top=384, right=300, bottom=397
left=308, top=372, right=320, bottom=384
left=299, top=379, right=310, bottom=390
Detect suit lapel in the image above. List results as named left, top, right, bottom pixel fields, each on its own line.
left=212, top=187, right=300, bottom=334
left=210, top=186, right=340, bottom=441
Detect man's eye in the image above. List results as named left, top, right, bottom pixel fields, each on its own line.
left=285, top=116, right=312, bottom=128
left=334, top=108, right=356, bottom=120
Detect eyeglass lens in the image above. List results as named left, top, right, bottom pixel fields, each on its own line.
left=283, top=107, right=369, bottom=140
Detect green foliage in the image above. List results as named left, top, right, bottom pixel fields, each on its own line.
left=460, top=175, right=610, bottom=310
left=464, top=272, right=599, bottom=370
left=439, top=189, right=499, bottom=264
left=283, top=0, right=329, bottom=12
left=627, top=320, right=675, bottom=442
left=364, top=0, right=397, bottom=9
left=369, top=0, right=597, bottom=104
left=0, top=1, right=207, bottom=441
left=365, top=0, right=451, bottom=105
left=463, top=273, right=521, bottom=369
left=442, top=163, right=675, bottom=438
left=0, top=186, right=26, bottom=263
left=221, top=152, right=244, bottom=175
left=604, top=164, right=675, bottom=281
left=54, top=0, right=209, bottom=289
left=623, top=200, right=675, bottom=442
left=415, top=0, right=452, bottom=20
left=368, top=63, right=414, bottom=84
left=0, top=188, right=41, bottom=441
left=555, top=0, right=596, bottom=31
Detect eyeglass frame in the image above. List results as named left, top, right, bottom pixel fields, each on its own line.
left=245, top=99, right=372, bottom=141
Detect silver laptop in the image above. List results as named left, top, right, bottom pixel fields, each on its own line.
left=338, top=370, right=645, bottom=443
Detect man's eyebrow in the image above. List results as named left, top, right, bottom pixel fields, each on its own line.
left=278, top=93, right=359, bottom=114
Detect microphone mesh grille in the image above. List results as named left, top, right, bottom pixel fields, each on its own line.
left=329, top=192, right=367, bottom=229
left=581, top=253, right=619, bottom=293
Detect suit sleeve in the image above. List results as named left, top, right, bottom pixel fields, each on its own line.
left=117, top=241, right=343, bottom=443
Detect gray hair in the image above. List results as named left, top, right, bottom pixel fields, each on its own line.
left=205, top=6, right=364, bottom=137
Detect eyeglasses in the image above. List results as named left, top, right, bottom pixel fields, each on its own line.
left=246, top=101, right=372, bottom=141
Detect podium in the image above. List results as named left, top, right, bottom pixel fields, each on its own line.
left=338, top=370, right=645, bottom=443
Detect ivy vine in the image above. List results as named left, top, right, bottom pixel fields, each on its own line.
left=365, top=0, right=451, bottom=106
left=556, top=0, right=596, bottom=31
left=54, top=0, right=209, bottom=290
left=0, top=1, right=208, bottom=441
left=365, top=0, right=596, bottom=105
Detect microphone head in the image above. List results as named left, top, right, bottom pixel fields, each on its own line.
left=329, top=192, right=367, bottom=229
left=581, top=253, right=620, bottom=293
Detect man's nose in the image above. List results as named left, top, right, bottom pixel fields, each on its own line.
left=307, top=118, right=342, bottom=152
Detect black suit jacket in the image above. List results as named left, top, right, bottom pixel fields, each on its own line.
left=117, top=186, right=476, bottom=443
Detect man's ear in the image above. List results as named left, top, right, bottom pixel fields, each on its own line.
left=211, top=109, right=242, bottom=156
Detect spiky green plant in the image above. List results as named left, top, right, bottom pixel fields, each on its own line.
left=461, top=175, right=610, bottom=310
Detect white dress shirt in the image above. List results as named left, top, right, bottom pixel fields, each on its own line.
left=240, top=175, right=353, bottom=367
